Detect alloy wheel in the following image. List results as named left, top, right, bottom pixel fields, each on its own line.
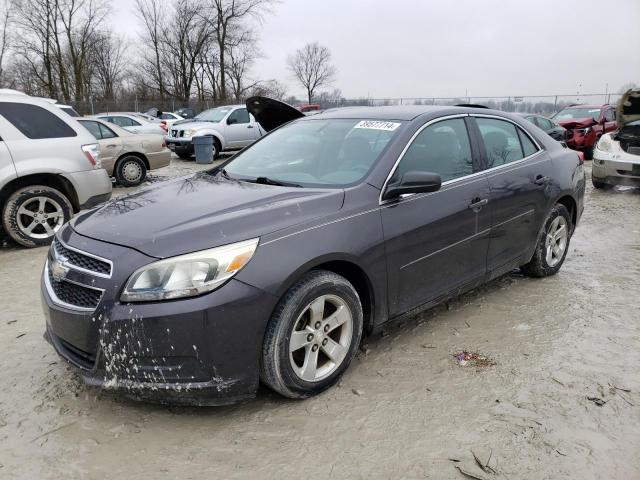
left=545, top=215, right=568, bottom=267
left=289, top=294, right=353, bottom=382
left=16, top=196, right=64, bottom=239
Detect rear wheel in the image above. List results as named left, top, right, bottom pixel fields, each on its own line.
left=2, top=186, right=72, bottom=247
left=260, top=270, right=363, bottom=399
left=115, top=155, right=147, bottom=187
left=521, top=204, right=572, bottom=278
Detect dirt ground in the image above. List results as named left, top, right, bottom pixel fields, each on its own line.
left=0, top=159, right=639, bottom=480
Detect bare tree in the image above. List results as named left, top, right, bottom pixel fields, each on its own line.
left=162, top=0, right=213, bottom=102
left=287, top=42, right=336, bottom=103
left=90, top=31, right=127, bottom=100
left=208, top=0, right=274, bottom=101
left=0, top=0, right=13, bottom=86
left=135, top=0, right=168, bottom=98
left=226, top=30, right=261, bottom=101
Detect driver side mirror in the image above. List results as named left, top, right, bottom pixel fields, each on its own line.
left=382, top=171, right=442, bottom=201
left=227, top=117, right=238, bottom=125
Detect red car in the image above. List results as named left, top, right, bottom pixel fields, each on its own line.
left=552, top=104, right=617, bottom=159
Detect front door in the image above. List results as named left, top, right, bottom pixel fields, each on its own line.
left=381, top=117, right=491, bottom=317
left=224, top=108, right=255, bottom=148
left=472, top=116, right=554, bottom=273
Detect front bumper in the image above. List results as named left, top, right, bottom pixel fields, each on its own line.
left=592, top=152, right=640, bottom=187
left=165, top=137, right=194, bottom=154
left=565, top=130, right=596, bottom=151
left=41, top=227, right=278, bottom=405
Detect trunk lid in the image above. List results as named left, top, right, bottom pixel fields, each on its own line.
left=245, top=96, right=305, bottom=132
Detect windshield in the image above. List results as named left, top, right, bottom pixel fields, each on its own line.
left=194, top=107, right=232, bottom=122
left=224, top=119, right=403, bottom=187
left=554, top=108, right=601, bottom=121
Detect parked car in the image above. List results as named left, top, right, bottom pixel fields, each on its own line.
left=42, top=97, right=585, bottom=405
left=158, top=112, right=184, bottom=129
left=165, top=104, right=265, bottom=159
left=93, top=113, right=166, bottom=135
left=175, top=107, right=196, bottom=119
left=518, top=113, right=566, bottom=141
left=592, top=89, right=640, bottom=189
left=78, top=118, right=171, bottom=187
left=551, top=104, right=617, bottom=159
left=0, top=92, right=111, bottom=247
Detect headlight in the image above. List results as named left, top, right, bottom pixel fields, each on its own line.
left=184, top=129, right=197, bottom=137
left=576, top=127, right=591, bottom=134
left=121, top=238, right=259, bottom=302
left=596, top=136, right=612, bottom=152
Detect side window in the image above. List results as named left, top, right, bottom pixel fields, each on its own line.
left=160, top=113, right=174, bottom=120
left=112, top=116, right=139, bottom=127
left=537, top=117, right=553, bottom=130
left=476, top=118, right=532, bottom=168
left=228, top=108, right=250, bottom=124
left=518, top=129, right=538, bottom=157
left=604, top=108, right=615, bottom=122
left=392, top=118, right=473, bottom=183
left=0, top=102, right=77, bottom=139
left=79, top=120, right=103, bottom=139
left=99, top=123, right=117, bottom=139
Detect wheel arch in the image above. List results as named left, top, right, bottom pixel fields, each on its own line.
left=272, top=255, right=377, bottom=336
left=0, top=173, right=79, bottom=213
left=555, top=194, right=577, bottom=231
left=195, top=131, right=225, bottom=150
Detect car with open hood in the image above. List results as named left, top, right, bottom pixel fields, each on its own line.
left=592, top=89, right=640, bottom=189
left=165, top=104, right=267, bottom=160
left=78, top=118, right=171, bottom=187
left=552, top=104, right=617, bottom=159
left=41, top=97, right=584, bottom=405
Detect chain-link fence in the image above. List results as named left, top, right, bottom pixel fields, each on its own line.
left=71, top=93, right=623, bottom=117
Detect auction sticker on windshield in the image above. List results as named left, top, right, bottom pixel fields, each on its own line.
left=354, top=120, right=401, bottom=131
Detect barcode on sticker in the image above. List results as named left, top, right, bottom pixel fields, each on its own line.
left=354, top=121, right=401, bottom=131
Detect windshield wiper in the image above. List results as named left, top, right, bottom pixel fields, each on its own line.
left=252, top=176, right=302, bottom=188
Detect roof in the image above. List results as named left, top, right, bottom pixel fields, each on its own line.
left=306, top=105, right=496, bottom=121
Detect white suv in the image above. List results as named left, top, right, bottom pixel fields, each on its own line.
left=0, top=92, right=112, bottom=247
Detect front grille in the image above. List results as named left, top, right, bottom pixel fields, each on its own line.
left=53, top=238, right=111, bottom=276
left=47, top=267, right=102, bottom=310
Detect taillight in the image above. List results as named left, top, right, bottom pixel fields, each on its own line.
left=161, top=139, right=166, bottom=148
left=577, top=151, right=584, bottom=165
left=82, top=144, right=101, bottom=169
left=160, top=121, right=168, bottom=132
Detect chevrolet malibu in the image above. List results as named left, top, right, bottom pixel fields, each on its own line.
left=42, top=97, right=585, bottom=405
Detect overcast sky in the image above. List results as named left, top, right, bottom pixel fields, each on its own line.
left=110, top=0, right=640, bottom=100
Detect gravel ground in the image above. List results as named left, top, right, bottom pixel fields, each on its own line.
left=0, top=158, right=639, bottom=479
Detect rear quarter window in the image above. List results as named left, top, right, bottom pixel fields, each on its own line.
left=0, top=102, right=78, bottom=139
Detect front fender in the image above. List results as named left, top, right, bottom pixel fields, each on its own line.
left=193, top=130, right=226, bottom=148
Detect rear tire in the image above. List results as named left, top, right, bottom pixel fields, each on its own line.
left=584, top=146, right=594, bottom=160
left=115, top=155, right=147, bottom=187
left=521, top=204, right=572, bottom=278
left=2, top=186, right=73, bottom=247
left=260, top=270, right=363, bottom=399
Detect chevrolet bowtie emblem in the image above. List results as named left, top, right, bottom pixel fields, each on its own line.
left=50, top=257, right=69, bottom=282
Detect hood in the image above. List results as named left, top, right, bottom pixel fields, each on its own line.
left=246, top=96, right=304, bottom=132
left=169, top=120, right=220, bottom=130
left=556, top=118, right=597, bottom=129
left=617, top=88, right=640, bottom=126
left=72, top=172, right=344, bottom=258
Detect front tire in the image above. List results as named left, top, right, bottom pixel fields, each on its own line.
left=521, top=204, right=572, bottom=278
left=592, top=178, right=611, bottom=189
left=2, top=186, right=72, bottom=247
left=115, top=155, right=147, bottom=187
left=260, top=270, right=363, bottom=399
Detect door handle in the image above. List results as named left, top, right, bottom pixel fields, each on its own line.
left=247, top=125, right=254, bottom=129
left=534, top=175, right=550, bottom=186
left=468, top=198, right=488, bottom=210
left=106, top=144, right=117, bottom=148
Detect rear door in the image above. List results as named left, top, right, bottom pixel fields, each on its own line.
left=471, top=115, right=554, bottom=275
left=381, top=116, right=491, bottom=316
